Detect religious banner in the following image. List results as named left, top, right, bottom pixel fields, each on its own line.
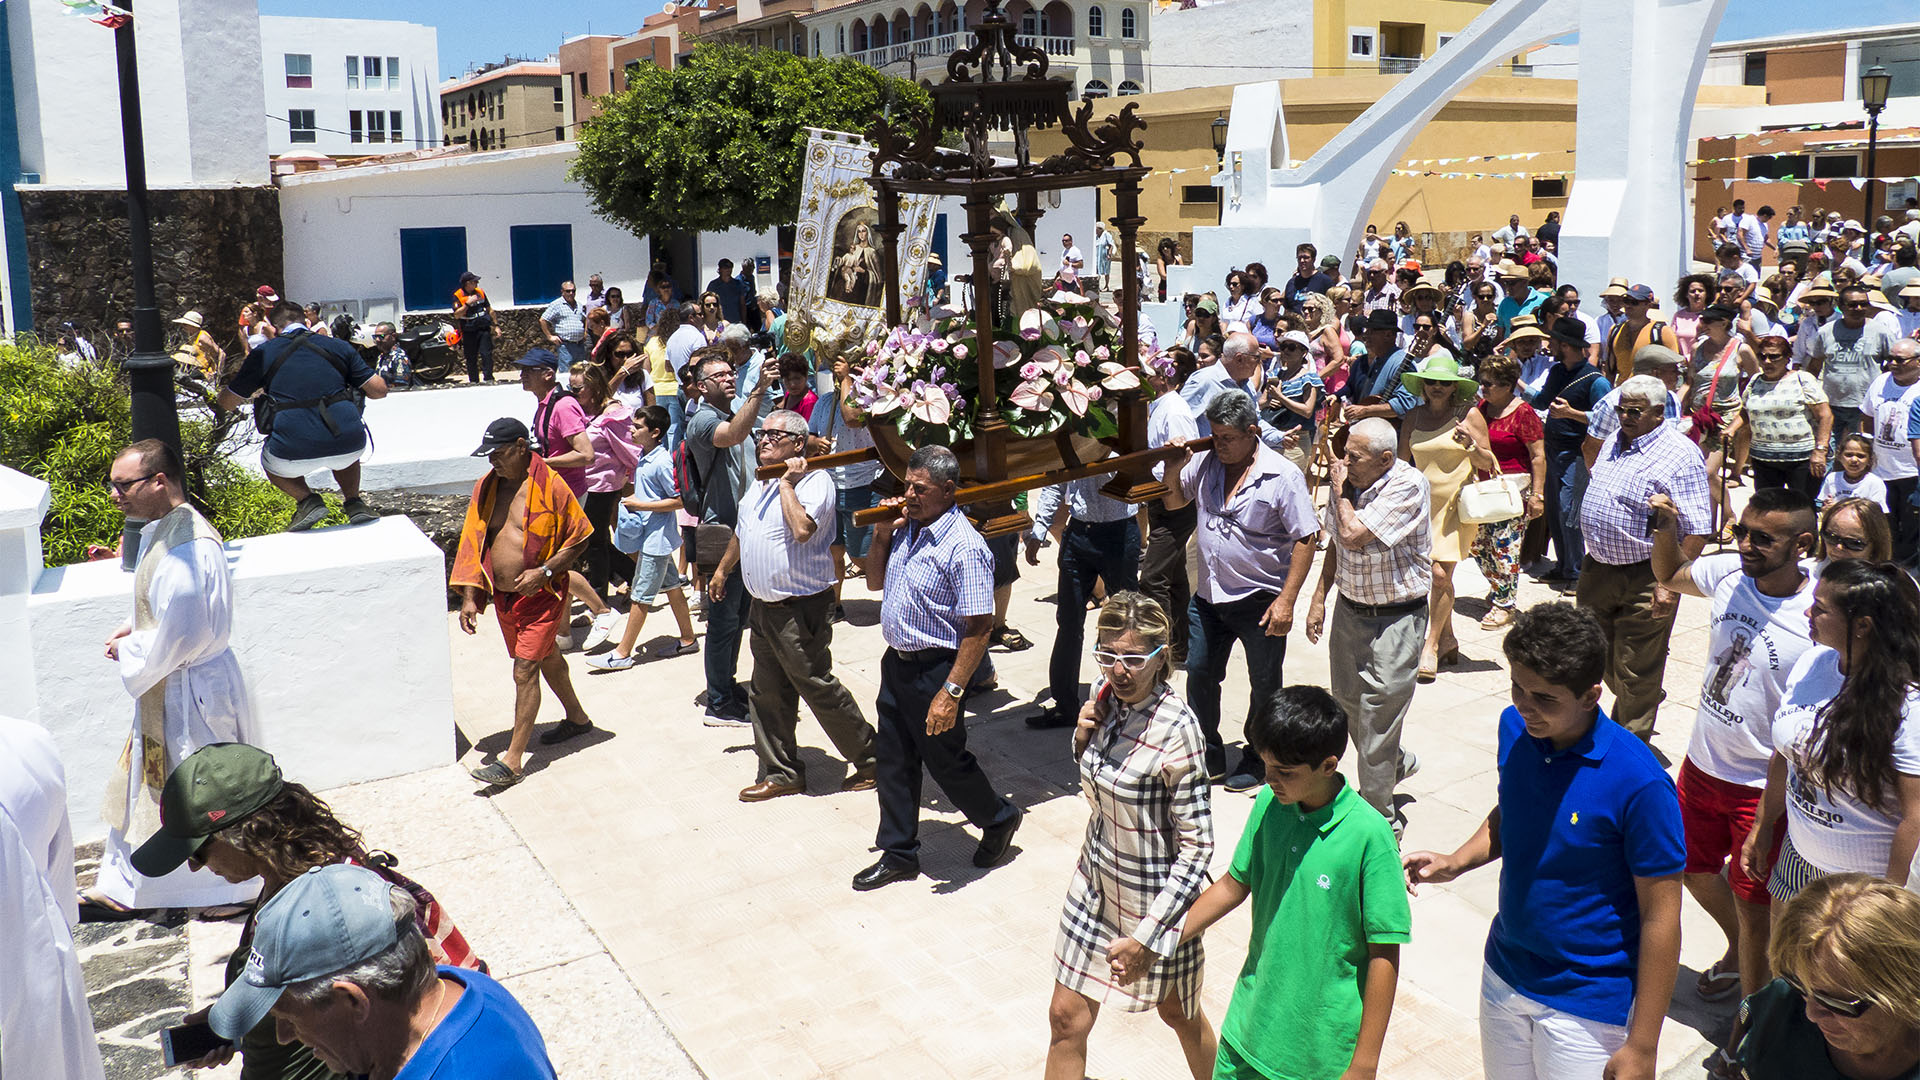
left=788, top=128, right=939, bottom=347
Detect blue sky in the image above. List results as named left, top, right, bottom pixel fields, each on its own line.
left=260, top=1, right=1918, bottom=78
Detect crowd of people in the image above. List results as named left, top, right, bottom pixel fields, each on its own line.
left=11, top=203, right=1920, bottom=1080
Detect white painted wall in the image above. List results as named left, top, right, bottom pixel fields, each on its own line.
left=261, top=17, right=441, bottom=157
left=19, top=515, right=454, bottom=841
left=1146, top=0, right=1311, bottom=91
left=6, top=0, right=266, bottom=186
left=277, top=144, right=652, bottom=314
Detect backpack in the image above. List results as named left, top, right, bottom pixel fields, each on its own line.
left=672, top=425, right=708, bottom=518
left=252, top=334, right=365, bottom=437
left=1606, top=318, right=1668, bottom=374
left=530, top=385, right=579, bottom=456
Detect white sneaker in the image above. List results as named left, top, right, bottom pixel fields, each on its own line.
left=581, top=611, right=620, bottom=651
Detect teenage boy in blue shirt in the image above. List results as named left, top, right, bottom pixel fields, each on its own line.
left=1180, top=685, right=1410, bottom=1079
left=1403, top=603, right=1684, bottom=1080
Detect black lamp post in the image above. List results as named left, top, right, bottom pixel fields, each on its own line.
left=112, top=1, right=179, bottom=569
left=113, top=0, right=179, bottom=456
left=1210, top=112, right=1228, bottom=161
left=1861, top=63, right=1892, bottom=226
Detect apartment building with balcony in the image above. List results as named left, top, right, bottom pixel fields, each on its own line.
left=439, top=61, right=567, bottom=152
left=260, top=17, right=441, bottom=157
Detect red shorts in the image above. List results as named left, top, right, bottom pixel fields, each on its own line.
left=493, top=588, right=564, bottom=661
left=1678, top=758, right=1782, bottom=905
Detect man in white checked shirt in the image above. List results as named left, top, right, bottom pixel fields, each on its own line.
left=1305, top=417, right=1431, bottom=829
left=709, top=410, right=878, bottom=804
left=1575, top=375, right=1713, bottom=741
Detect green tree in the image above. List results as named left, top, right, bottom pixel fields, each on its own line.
left=569, top=45, right=933, bottom=237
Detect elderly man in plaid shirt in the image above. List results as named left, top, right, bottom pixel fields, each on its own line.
left=1575, top=375, right=1712, bottom=741
left=1306, top=417, right=1432, bottom=829
left=852, top=444, right=1022, bottom=891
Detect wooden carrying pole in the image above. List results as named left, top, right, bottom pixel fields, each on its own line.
left=847, top=438, right=1214, bottom=528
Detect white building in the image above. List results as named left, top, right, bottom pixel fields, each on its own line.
left=260, top=16, right=441, bottom=157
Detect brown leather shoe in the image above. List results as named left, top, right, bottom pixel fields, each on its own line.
left=840, top=771, right=877, bottom=793
left=738, top=780, right=805, bottom=802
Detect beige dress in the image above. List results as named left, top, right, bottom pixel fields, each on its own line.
left=1409, top=416, right=1473, bottom=562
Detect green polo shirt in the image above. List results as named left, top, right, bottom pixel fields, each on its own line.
left=1220, top=779, right=1412, bottom=1079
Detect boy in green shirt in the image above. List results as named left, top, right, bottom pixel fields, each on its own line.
left=1181, top=685, right=1411, bottom=1079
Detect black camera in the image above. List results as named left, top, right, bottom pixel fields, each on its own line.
left=748, top=330, right=777, bottom=353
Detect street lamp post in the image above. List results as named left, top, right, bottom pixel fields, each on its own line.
left=1211, top=112, right=1228, bottom=225
left=113, top=0, right=180, bottom=456
left=1861, top=63, right=1892, bottom=227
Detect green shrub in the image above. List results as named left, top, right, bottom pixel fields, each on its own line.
left=0, top=339, right=297, bottom=565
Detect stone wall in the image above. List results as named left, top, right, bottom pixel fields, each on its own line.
left=17, top=186, right=283, bottom=367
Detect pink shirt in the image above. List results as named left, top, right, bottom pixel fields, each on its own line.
left=583, top=401, right=640, bottom=494
left=536, top=388, right=591, bottom=497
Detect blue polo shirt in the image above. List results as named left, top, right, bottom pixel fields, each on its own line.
left=393, top=967, right=556, bottom=1079
left=1487, top=706, right=1684, bottom=1027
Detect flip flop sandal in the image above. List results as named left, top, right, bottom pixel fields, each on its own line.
left=991, top=626, right=1032, bottom=651
left=77, top=894, right=138, bottom=923
left=1697, top=960, right=1741, bottom=1001
left=468, top=761, right=525, bottom=788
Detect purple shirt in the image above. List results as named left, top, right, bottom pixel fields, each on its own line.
left=1580, top=421, right=1712, bottom=565
left=879, top=505, right=995, bottom=651
left=1181, top=442, right=1317, bottom=603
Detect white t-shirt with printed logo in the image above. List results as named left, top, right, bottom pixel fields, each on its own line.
left=1817, top=470, right=1890, bottom=511
left=1685, top=554, right=1817, bottom=789
left=1863, top=372, right=1920, bottom=481
left=1770, top=646, right=1920, bottom=875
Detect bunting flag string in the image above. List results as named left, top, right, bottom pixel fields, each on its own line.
left=1719, top=175, right=1920, bottom=189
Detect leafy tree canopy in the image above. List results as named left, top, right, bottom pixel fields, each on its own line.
left=569, top=44, right=933, bottom=238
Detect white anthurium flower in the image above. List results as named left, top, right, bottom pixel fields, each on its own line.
left=909, top=388, right=952, bottom=425
left=992, top=340, right=1023, bottom=368
left=928, top=304, right=963, bottom=320
left=1055, top=379, right=1092, bottom=417
left=1047, top=290, right=1085, bottom=306
left=1060, top=317, right=1090, bottom=344
left=865, top=387, right=904, bottom=416
left=1018, top=308, right=1062, bottom=341
left=1010, top=378, right=1055, bottom=412
left=1029, top=345, right=1067, bottom=372
left=1098, top=362, right=1141, bottom=391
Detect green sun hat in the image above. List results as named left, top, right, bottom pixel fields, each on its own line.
left=1402, top=353, right=1480, bottom=405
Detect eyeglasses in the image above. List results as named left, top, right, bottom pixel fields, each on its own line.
left=753, top=429, right=802, bottom=444
left=1729, top=523, right=1785, bottom=547
left=1092, top=645, right=1165, bottom=672
left=1785, top=976, right=1873, bottom=1019
left=1844, top=301, right=1872, bottom=309
left=1613, top=404, right=1654, bottom=418
left=1821, top=529, right=1870, bottom=553
left=107, top=472, right=160, bottom=495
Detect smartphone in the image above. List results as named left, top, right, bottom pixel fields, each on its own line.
left=161, top=1021, right=231, bottom=1067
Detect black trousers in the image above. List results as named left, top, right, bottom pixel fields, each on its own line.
left=1751, top=457, right=1818, bottom=501
left=1138, top=502, right=1196, bottom=662
left=873, top=647, right=1017, bottom=864
left=582, top=491, right=635, bottom=595
left=1890, top=476, right=1920, bottom=564
left=1048, top=518, right=1141, bottom=711
left=461, top=329, right=493, bottom=382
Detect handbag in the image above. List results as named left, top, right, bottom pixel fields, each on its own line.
left=1458, top=474, right=1525, bottom=524
left=693, top=522, right=735, bottom=575
left=1687, top=357, right=1730, bottom=446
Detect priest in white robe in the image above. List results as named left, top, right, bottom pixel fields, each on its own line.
left=91, top=440, right=259, bottom=912
left=0, top=714, right=105, bottom=1080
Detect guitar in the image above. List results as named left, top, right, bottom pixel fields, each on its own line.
left=1329, top=321, right=1435, bottom=456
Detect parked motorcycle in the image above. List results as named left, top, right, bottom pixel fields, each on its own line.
left=330, top=315, right=457, bottom=385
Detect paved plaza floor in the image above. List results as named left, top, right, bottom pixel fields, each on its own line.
left=137, top=525, right=1745, bottom=1079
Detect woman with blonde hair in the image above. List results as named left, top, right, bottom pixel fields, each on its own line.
left=1046, top=592, right=1216, bottom=1080
left=1724, top=873, right=1920, bottom=1078
left=1814, top=497, right=1894, bottom=569
left=1399, top=352, right=1491, bottom=677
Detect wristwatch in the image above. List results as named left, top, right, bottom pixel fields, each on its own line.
left=540, top=566, right=554, bottom=580
left=942, top=680, right=965, bottom=700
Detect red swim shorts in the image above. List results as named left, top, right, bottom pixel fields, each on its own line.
left=493, top=588, right=564, bottom=661
left=1678, top=758, right=1781, bottom=905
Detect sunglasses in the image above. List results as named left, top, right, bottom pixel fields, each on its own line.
left=1613, top=404, right=1654, bottom=418
left=1092, top=645, right=1165, bottom=672
left=1821, top=529, right=1870, bottom=553
left=107, top=472, right=161, bottom=495
left=1785, top=976, right=1872, bottom=1019
left=1728, top=523, right=1786, bottom=547
left=752, top=429, right=803, bottom=444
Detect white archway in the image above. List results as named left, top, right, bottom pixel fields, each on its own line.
left=1156, top=0, right=1729, bottom=331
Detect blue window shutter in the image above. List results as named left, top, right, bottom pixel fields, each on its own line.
left=399, top=227, right=467, bottom=311
left=510, top=224, right=574, bottom=306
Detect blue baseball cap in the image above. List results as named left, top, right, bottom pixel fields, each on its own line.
left=514, top=347, right=560, bottom=369
left=209, top=865, right=402, bottom=1040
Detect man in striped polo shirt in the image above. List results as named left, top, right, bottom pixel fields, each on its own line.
left=710, top=410, right=877, bottom=805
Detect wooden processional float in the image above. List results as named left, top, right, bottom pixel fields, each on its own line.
left=752, top=0, right=1209, bottom=536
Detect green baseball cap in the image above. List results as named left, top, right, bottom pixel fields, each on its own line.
left=130, top=743, right=283, bottom=878
left=210, top=864, right=403, bottom=1041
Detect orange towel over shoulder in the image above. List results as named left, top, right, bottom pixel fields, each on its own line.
left=449, top=454, right=590, bottom=606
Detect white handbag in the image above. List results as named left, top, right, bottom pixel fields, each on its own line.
left=1457, top=475, right=1525, bottom=524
